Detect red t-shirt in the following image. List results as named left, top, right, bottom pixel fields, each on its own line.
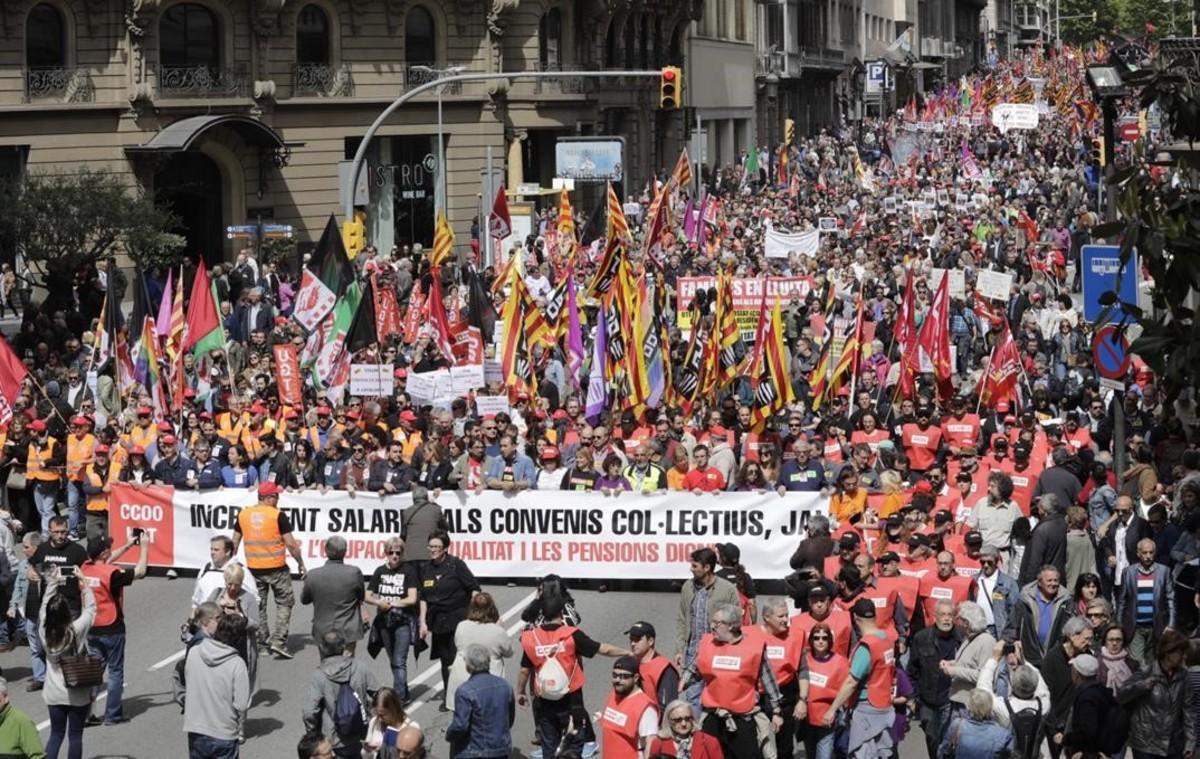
left=683, top=467, right=726, bottom=492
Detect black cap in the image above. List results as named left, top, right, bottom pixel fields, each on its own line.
left=879, top=551, right=901, bottom=564
left=934, top=511, right=953, bottom=525
left=851, top=598, right=877, bottom=618
left=908, top=533, right=930, bottom=549
left=839, top=533, right=861, bottom=550
left=886, top=514, right=903, bottom=529
left=716, top=543, right=740, bottom=563
left=807, top=583, right=832, bottom=600
left=625, top=621, right=657, bottom=640
left=965, top=530, right=984, bottom=546
left=86, top=536, right=113, bottom=560
left=613, top=655, right=640, bottom=674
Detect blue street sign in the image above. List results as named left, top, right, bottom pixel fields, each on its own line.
left=1092, top=324, right=1131, bottom=380
left=1081, top=244, right=1139, bottom=324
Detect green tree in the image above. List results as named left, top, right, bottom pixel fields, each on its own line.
left=1058, top=0, right=1120, bottom=45
left=0, top=168, right=181, bottom=303
left=1095, top=55, right=1200, bottom=401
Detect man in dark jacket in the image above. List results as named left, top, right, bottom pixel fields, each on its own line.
left=1063, top=653, right=1113, bottom=758
left=446, top=644, right=515, bottom=758
left=1040, top=618, right=1094, bottom=752
left=907, top=599, right=962, bottom=759
left=1033, top=448, right=1082, bottom=510
left=1114, top=538, right=1176, bottom=669
left=300, top=536, right=367, bottom=653
left=1019, top=494, right=1068, bottom=586
left=1099, top=495, right=1153, bottom=585
left=302, top=630, right=379, bottom=757
left=1004, top=565, right=1072, bottom=667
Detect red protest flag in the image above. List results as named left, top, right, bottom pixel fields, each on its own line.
left=979, top=322, right=1022, bottom=409
left=371, top=273, right=403, bottom=342
left=426, top=267, right=457, bottom=363
left=488, top=184, right=512, bottom=240
left=917, top=273, right=955, bottom=402
left=0, top=334, right=28, bottom=423
left=273, top=344, right=303, bottom=406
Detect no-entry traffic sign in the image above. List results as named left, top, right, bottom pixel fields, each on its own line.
left=1093, top=324, right=1131, bottom=380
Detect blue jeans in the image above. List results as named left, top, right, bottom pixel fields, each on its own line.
left=801, top=724, right=837, bottom=759
left=88, top=632, right=125, bottom=722
left=187, top=733, right=240, bottom=759
left=65, top=482, right=82, bottom=536
left=33, top=484, right=58, bottom=537
left=46, top=703, right=86, bottom=759
left=24, top=617, right=45, bottom=683
left=382, top=618, right=411, bottom=700
left=920, top=702, right=955, bottom=759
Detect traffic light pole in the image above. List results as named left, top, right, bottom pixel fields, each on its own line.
left=342, top=69, right=668, bottom=222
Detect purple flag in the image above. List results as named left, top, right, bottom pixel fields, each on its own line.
left=156, top=270, right=173, bottom=339
left=682, top=198, right=697, bottom=243
left=584, top=302, right=607, bottom=424
left=697, top=195, right=710, bottom=249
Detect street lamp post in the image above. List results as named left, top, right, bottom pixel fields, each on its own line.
left=410, top=64, right=464, bottom=216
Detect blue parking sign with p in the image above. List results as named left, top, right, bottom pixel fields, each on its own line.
left=1081, top=244, right=1139, bottom=324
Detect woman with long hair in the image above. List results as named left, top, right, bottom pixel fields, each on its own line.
left=1072, top=572, right=1103, bottom=618
left=734, top=459, right=769, bottom=491
left=361, top=687, right=417, bottom=758
left=221, top=445, right=258, bottom=488
left=40, top=565, right=97, bottom=759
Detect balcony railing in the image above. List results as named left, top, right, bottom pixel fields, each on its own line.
left=156, top=64, right=248, bottom=97
left=404, top=65, right=462, bottom=94
left=531, top=62, right=584, bottom=94
left=24, top=67, right=94, bottom=102
left=291, top=63, right=354, bottom=96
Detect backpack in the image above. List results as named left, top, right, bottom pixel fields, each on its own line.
left=532, top=631, right=575, bottom=701
left=332, top=681, right=368, bottom=739
left=1004, top=696, right=1046, bottom=759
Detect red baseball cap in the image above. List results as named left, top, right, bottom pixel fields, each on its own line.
left=129, top=445, right=146, bottom=456
left=137, top=405, right=152, bottom=416
left=70, top=416, right=90, bottom=427
left=94, top=444, right=110, bottom=455
left=282, top=408, right=299, bottom=420
left=249, top=401, right=267, bottom=414
left=399, top=410, right=418, bottom=423
left=258, top=482, right=282, bottom=498
left=160, top=434, right=178, bottom=446
left=316, top=406, right=332, bottom=417
left=395, top=368, right=408, bottom=379
left=157, top=421, right=173, bottom=432
left=541, top=446, right=561, bottom=461
left=28, top=420, right=46, bottom=433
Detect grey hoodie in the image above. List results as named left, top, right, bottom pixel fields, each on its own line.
left=303, top=654, right=378, bottom=753
left=183, top=638, right=249, bottom=741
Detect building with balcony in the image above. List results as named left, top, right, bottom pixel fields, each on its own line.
left=1012, top=0, right=1049, bottom=47
left=0, top=0, right=700, bottom=263
left=687, top=0, right=757, bottom=171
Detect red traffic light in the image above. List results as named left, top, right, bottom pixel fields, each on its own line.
left=662, top=69, right=676, bottom=82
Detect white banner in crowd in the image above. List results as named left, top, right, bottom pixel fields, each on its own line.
left=764, top=228, right=820, bottom=258
left=109, top=485, right=827, bottom=580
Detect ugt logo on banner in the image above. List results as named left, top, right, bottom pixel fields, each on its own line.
left=109, top=483, right=176, bottom=566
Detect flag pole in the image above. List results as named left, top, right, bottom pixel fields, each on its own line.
left=847, top=280, right=864, bottom=407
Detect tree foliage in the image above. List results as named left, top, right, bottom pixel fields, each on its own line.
left=1097, top=55, right=1200, bottom=400
left=1058, top=0, right=1120, bottom=46
left=0, top=168, right=182, bottom=286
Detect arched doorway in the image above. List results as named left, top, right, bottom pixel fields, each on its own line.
left=155, top=151, right=224, bottom=265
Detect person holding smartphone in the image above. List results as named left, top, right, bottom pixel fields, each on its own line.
left=30, top=516, right=86, bottom=617
left=79, top=532, right=149, bottom=726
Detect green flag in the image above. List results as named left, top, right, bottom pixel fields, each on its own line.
left=745, top=145, right=759, bottom=176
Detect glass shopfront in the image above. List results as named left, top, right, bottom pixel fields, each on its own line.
left=345, top=135, right=437, bottom=252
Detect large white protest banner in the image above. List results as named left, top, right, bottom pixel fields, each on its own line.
left=109, top=485, right=827, bottom=580
left=764, top=228, right=820, bottom=258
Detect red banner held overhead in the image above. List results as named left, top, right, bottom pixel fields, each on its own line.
left=273, top=344, right=303, bottom=406
left=372, top=274, right=403, bottom=341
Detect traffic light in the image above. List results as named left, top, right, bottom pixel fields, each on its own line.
left=659, top=66, right=682, bottom=109
left=342, top=215, right=365, bottom=259
left=1091, top=136, right=1105, bottom=167
left=784, top=118, right=796, bottom=145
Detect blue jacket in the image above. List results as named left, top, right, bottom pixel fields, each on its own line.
left=484, top=454, right=536, bottom=488
left=971, top=569, right=1020, bottom=636
left=939, top=717, right=1014, bottom=759
left=445, top=671, right=514, bottom=758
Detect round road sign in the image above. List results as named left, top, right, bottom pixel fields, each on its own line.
left=1093, top=324, right=1131, bottom=379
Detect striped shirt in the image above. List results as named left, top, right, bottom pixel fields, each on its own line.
left=1135, top=568, right=1156, bottom=626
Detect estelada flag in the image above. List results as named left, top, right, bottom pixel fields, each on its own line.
left=488, top=184, right=512, bottom=240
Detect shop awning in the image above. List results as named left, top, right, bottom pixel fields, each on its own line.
left=125, top=114, right=295, bottom=154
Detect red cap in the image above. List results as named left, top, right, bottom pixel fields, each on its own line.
left=346, top=409, right=361, bottom=420
left=541, top=446, right=561, bottom=461
left=94, top=444, right=110, bottom=455
left=399, top=410, right=418, bottom=423
left=258, top=482, right=282, bottom=498
left=157, top=421, right=172, bottom=432
left=316, top=406, right=332, bottom=417
left=996, top=401, right=1010, bottom=413
left=70, top=416, right=90, bottom=427
left=913, top=480, right=933, bottom=495
left=516, top=390, right=530, bottom=401
left=552, top=409, right=569, bottom=421
left=137, top=405, right=152, bottom=416
left=129, top=445, right=146, bottom=456
left=274, top=316, right=288, bottom=327
left=283, top=408, right=299, bottom=420
left=249, top=401, right=267, bottom=414
left=28, top=420, right=46, bottom=433
left=1004, top=414, right=1017, bottom=424
left=198, top=412, right=214, bottom=421
left=394, top=368, right=408, bottom=379
left=160, top=434, right=177, bottom=446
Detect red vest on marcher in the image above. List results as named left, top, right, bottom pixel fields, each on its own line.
left=856, top=631, right=897, bottom=709
left=790, top=610, right=853, bottom=657
left=697, top=628, right=766, bottom=714
left=520, top=625, right=585, bottom=697
left=918, top=573, right=975, bottom=622
left=803, top=652, right=851, bottom=726
left=600, top=689, right=657, bottom=759
left=761, top=626, right=802, bottom=687
left=875, top=574, right=921, bottom=623
left=80, top=562, right=121, bottom=627
left=638, top=656, right=676, bottom=705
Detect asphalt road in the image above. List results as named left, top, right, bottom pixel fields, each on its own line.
left=0, top=573, right=931, bottom=758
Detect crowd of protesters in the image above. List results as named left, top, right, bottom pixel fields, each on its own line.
left=0, top=42, right=1196, bottom=759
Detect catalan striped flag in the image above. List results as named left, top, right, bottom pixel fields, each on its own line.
left=829, top=294, right=864, bottom=398
left=671, top=148, right=693, bottom=189
left=606, top=182, right=631, bottom=245
left=747, top=296, right=796, bottom=430
left=557, top=188, right=576, bottom=265
left=431, top=212, right=454, bottom=268
left=705, top=271, right=744, bottom=392
left=807, top=337, right=834, bottom=411
left=497, top=272, right=550, bottom=395
left=168, top=268, right=186, bottom=410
